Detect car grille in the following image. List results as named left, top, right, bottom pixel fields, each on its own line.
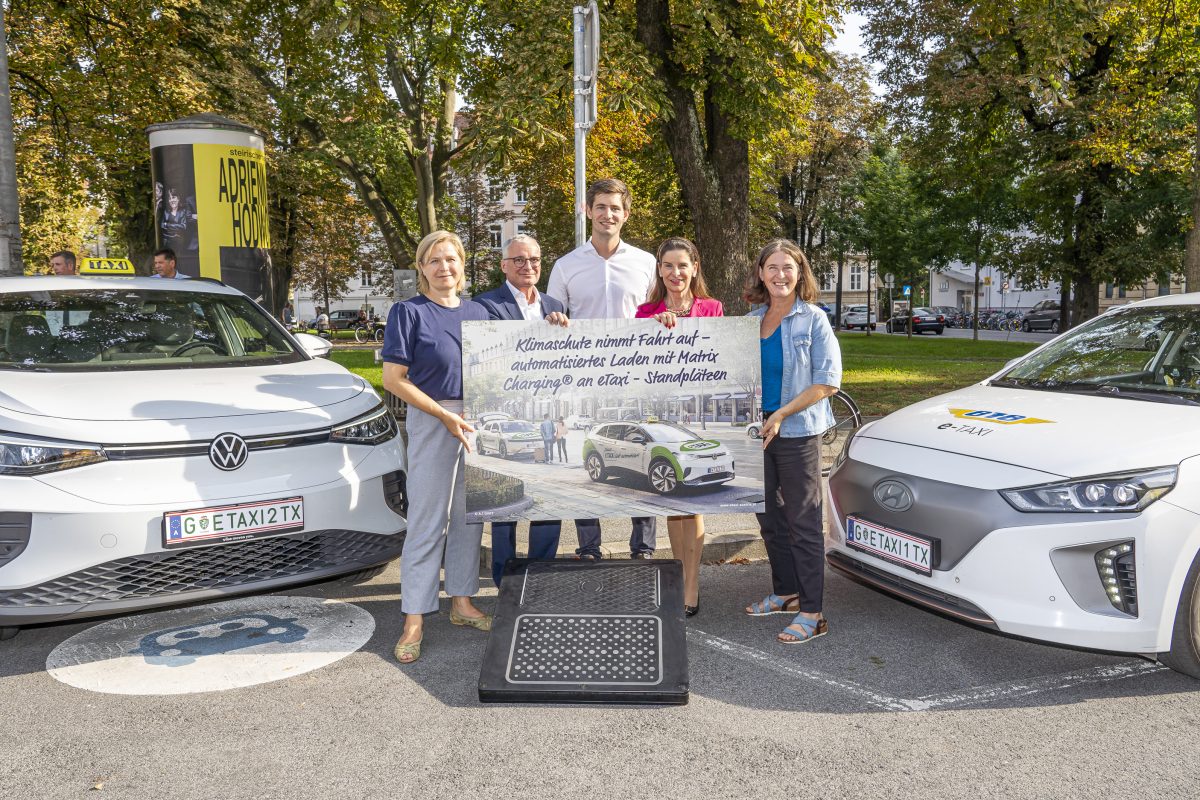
left=103, top=427, right=333, bottom=461
left=0, top=512, right=32, bottom=569
left=0, top=529, right=403, bottom=608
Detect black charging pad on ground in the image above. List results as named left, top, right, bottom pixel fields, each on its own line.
left=478, top=559, right=689, bottom=704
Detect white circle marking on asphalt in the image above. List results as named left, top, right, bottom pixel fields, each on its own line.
left=45, top=595, right=374, bottom=695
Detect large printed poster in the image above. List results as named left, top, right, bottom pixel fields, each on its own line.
left=463, top=317, right=765, bottom=523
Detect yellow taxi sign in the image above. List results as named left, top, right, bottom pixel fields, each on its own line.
left=79, top=257, right=136, bottom=275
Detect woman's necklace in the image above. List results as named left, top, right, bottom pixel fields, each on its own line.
left=666, top=295, right=694, bottom=316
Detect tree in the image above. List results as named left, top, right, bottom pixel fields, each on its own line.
left=0, top=2, right=22, bottom=276
left=633, top=0, right=839, bottom=309
left=861, top=0, right=1197, bottom=325
left=291, top=188, right=388, bottom=316
left=445, top=167, right=509, bottom=291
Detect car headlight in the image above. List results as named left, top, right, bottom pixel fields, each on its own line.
left=0, top=432, right=107, bottom=476
left=1000, top=467, right=1177, bottom=513
left=329, top=405, right=397, bottom=445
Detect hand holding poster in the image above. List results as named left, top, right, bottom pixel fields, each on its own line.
left=463, top=317, right=764, bottom=523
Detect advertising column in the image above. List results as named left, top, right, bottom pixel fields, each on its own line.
left=146, top=114, right=271, bottom=298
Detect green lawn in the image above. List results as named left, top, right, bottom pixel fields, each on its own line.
left=330, top=334, right=1039, bottom=419
left=837, top=333, right=1037, bottom=417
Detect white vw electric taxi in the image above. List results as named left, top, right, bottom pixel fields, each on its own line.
left=828, top=292, right=1200, bottom=678
left=0, top=276, right=407, bottom=635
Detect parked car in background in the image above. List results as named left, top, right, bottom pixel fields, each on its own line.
left=0, top=276, right=407, bottom=637
left=477, top=419, right=542, bottom=458
left=568, top=413, right=594, bottom=430
left=827, top=291, right=1200, bottom=679
left=886, top=307, right=946, bottom=335
left=1021, top=299, right=1063, bottom=333
left=328, top=310, right=366, bottom=331
left=584, top=421, right=735, bottom=494
left=841, top=305, right=877, bottom=331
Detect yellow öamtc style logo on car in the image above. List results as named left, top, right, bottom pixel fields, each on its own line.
left=947, top=408, right=1054, bottom=425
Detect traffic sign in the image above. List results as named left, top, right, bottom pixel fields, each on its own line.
left=902, top=285, right=911, bottom=296
left=883, top=272, right=895, bottom=288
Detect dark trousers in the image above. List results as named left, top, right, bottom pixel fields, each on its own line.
left=556, top=438, right=568, bottom=461
left=490, top=520, right=562, bottom=586
left=756, top=434, right=824, bottom=613
left=542, top=437, right=555, bottom=462
left=574, top=517, right=656, bottom=557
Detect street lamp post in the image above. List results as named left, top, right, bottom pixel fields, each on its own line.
left=572, top=2, right=599, bottom=248
left=0, top=3, right=24, bottom=276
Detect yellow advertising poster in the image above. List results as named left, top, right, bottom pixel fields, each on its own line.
left=193, top=143, right=271, bottom=283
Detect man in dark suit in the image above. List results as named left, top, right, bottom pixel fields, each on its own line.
left=474, top=234, right=565, bottom=585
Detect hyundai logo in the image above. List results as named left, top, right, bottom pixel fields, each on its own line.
left=873, top=479, right=914, bottom=512
left=209, top=433, right=248, bottom=471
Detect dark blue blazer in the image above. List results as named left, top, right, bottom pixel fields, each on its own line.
left=474, top=284, right=565, bottom=321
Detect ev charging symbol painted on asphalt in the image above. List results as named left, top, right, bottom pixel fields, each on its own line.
left=46, top=596, right=374, bottom=695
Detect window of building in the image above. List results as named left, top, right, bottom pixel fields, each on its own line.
left=515, top=186, right=528, bottom=204
left=850, top=263, right=863, bottom=291
left=516, top=223, right=527, bottom=237
left=821, top=271, right=835, bottom=292
left=488, top=225, right=502, bottom=249
left=360, top=268, right=373, bottom=287
left=939, top=280, right=949, bottom=292
left=488, top=179, right=504, bottom=203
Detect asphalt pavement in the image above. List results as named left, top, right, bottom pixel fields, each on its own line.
left=2, top=552, right=1198, bottom=799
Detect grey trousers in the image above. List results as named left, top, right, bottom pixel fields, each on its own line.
left=400, top=402, right=483, bottom=615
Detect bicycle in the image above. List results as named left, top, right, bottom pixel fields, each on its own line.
left=352, top=321, right=386, bottom=344
left=747, top=390, right=863, bottom=477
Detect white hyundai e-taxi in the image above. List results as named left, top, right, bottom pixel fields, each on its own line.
left=0, top=276, right=407, bottom=636
left=827, top=292, right=1200, bottom=678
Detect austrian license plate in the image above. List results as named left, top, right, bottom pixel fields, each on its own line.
left=162, top=497, right=304, bottom=549
left=845, top=516, right=938, bottom=576
left=707, top=466, right=725, bottom=474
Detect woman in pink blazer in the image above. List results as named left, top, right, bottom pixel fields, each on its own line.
left=636, top=237, right=723, bottom=618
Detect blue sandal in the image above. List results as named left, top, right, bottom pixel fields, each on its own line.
left=778, top=614, right=828, bottom=644
left=745, top=593, right=800, bottom=616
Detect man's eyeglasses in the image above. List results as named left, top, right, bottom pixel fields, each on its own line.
left=503, top=256, right=542, bottom=268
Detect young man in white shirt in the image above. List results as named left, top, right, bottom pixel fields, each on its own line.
left=547, top=178, right=658, bottom=560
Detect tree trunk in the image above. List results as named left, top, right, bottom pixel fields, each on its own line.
left=834, top=238, right=844, bottom=329
left=636, top=0, right=750, bottom=311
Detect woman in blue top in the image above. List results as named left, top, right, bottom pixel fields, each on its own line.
left=382, top=230, right=492, bottom=664
left=743, top=239, right=842, bottom=644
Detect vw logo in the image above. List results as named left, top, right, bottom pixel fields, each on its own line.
left=209, top=433, right=248, bottom=471
left=873, top=479, right=914, bottom=512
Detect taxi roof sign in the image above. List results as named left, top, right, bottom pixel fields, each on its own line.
left=79, top=257, right=136, bottom=276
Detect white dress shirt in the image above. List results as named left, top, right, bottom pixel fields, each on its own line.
left=506, top=280, right=544, bottom=321
left=546, top=240, right=656, bottom=320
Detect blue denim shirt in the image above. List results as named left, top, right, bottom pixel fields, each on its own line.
left=750, top=299, right=842, bottom=437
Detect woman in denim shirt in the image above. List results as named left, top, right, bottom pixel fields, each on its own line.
left=743, top=240, right=842, bottom=644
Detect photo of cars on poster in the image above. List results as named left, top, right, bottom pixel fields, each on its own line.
left=462, top=317, right=765, bottom=522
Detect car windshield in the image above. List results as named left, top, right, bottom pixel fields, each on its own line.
left=0, top=288, right=301, bottom=372
left=641, top=422, right=705, bottom=442
left=913, top=308, right=935, bottom=315
left=500, top=421, right=535, bottom=433
left=994, top=305, right=1200, bottom=404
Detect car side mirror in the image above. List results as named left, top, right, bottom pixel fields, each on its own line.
left=295, top=332, right=333, bottom=359
left=628, top=435, right=646, bottom=444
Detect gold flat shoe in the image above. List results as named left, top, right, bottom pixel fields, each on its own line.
left=450, top=609, right=493, bottom=632
left=394, top=637, right=422, bottom=664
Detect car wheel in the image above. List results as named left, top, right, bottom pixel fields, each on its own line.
left=1020, top=321, right=1031, bottom=332
left=935, top=327, right=943, bottom=335
left=585, top=452, right=606, bottom=482
left=1050, top=320, right=1060, bottom=333
left=1159, top=550, right=1200, bottom=679
left=870, top=323, right=876, bottom=330
left=746, top=425, right=760, bottom=438
left=648, top=458, right=678, bottom=495
left=500, top=441, right=509, bottom=458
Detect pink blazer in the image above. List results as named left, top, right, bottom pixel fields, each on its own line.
left=635, top=297, right=725, bottom=318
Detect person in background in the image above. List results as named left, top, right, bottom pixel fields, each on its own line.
left=381, top=230, right=492, bottom=664
left=281, top=303, right=296, bottom=329
left=555, top=416, right=568, bottom=463
left=151, top=248, right=188, bottom=280
left=539, top=413, right=556, bottom=464
left=547, top=177, right=658, bottom=560
left=315, top=308, right=330, bottom=338
left=742, top=239, right=841, bottom=645
left=636, top=237, right=723, bottom=617
left=474, top=234, right=566, bottom=586
left=48, top=251, right=77, bottom=275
